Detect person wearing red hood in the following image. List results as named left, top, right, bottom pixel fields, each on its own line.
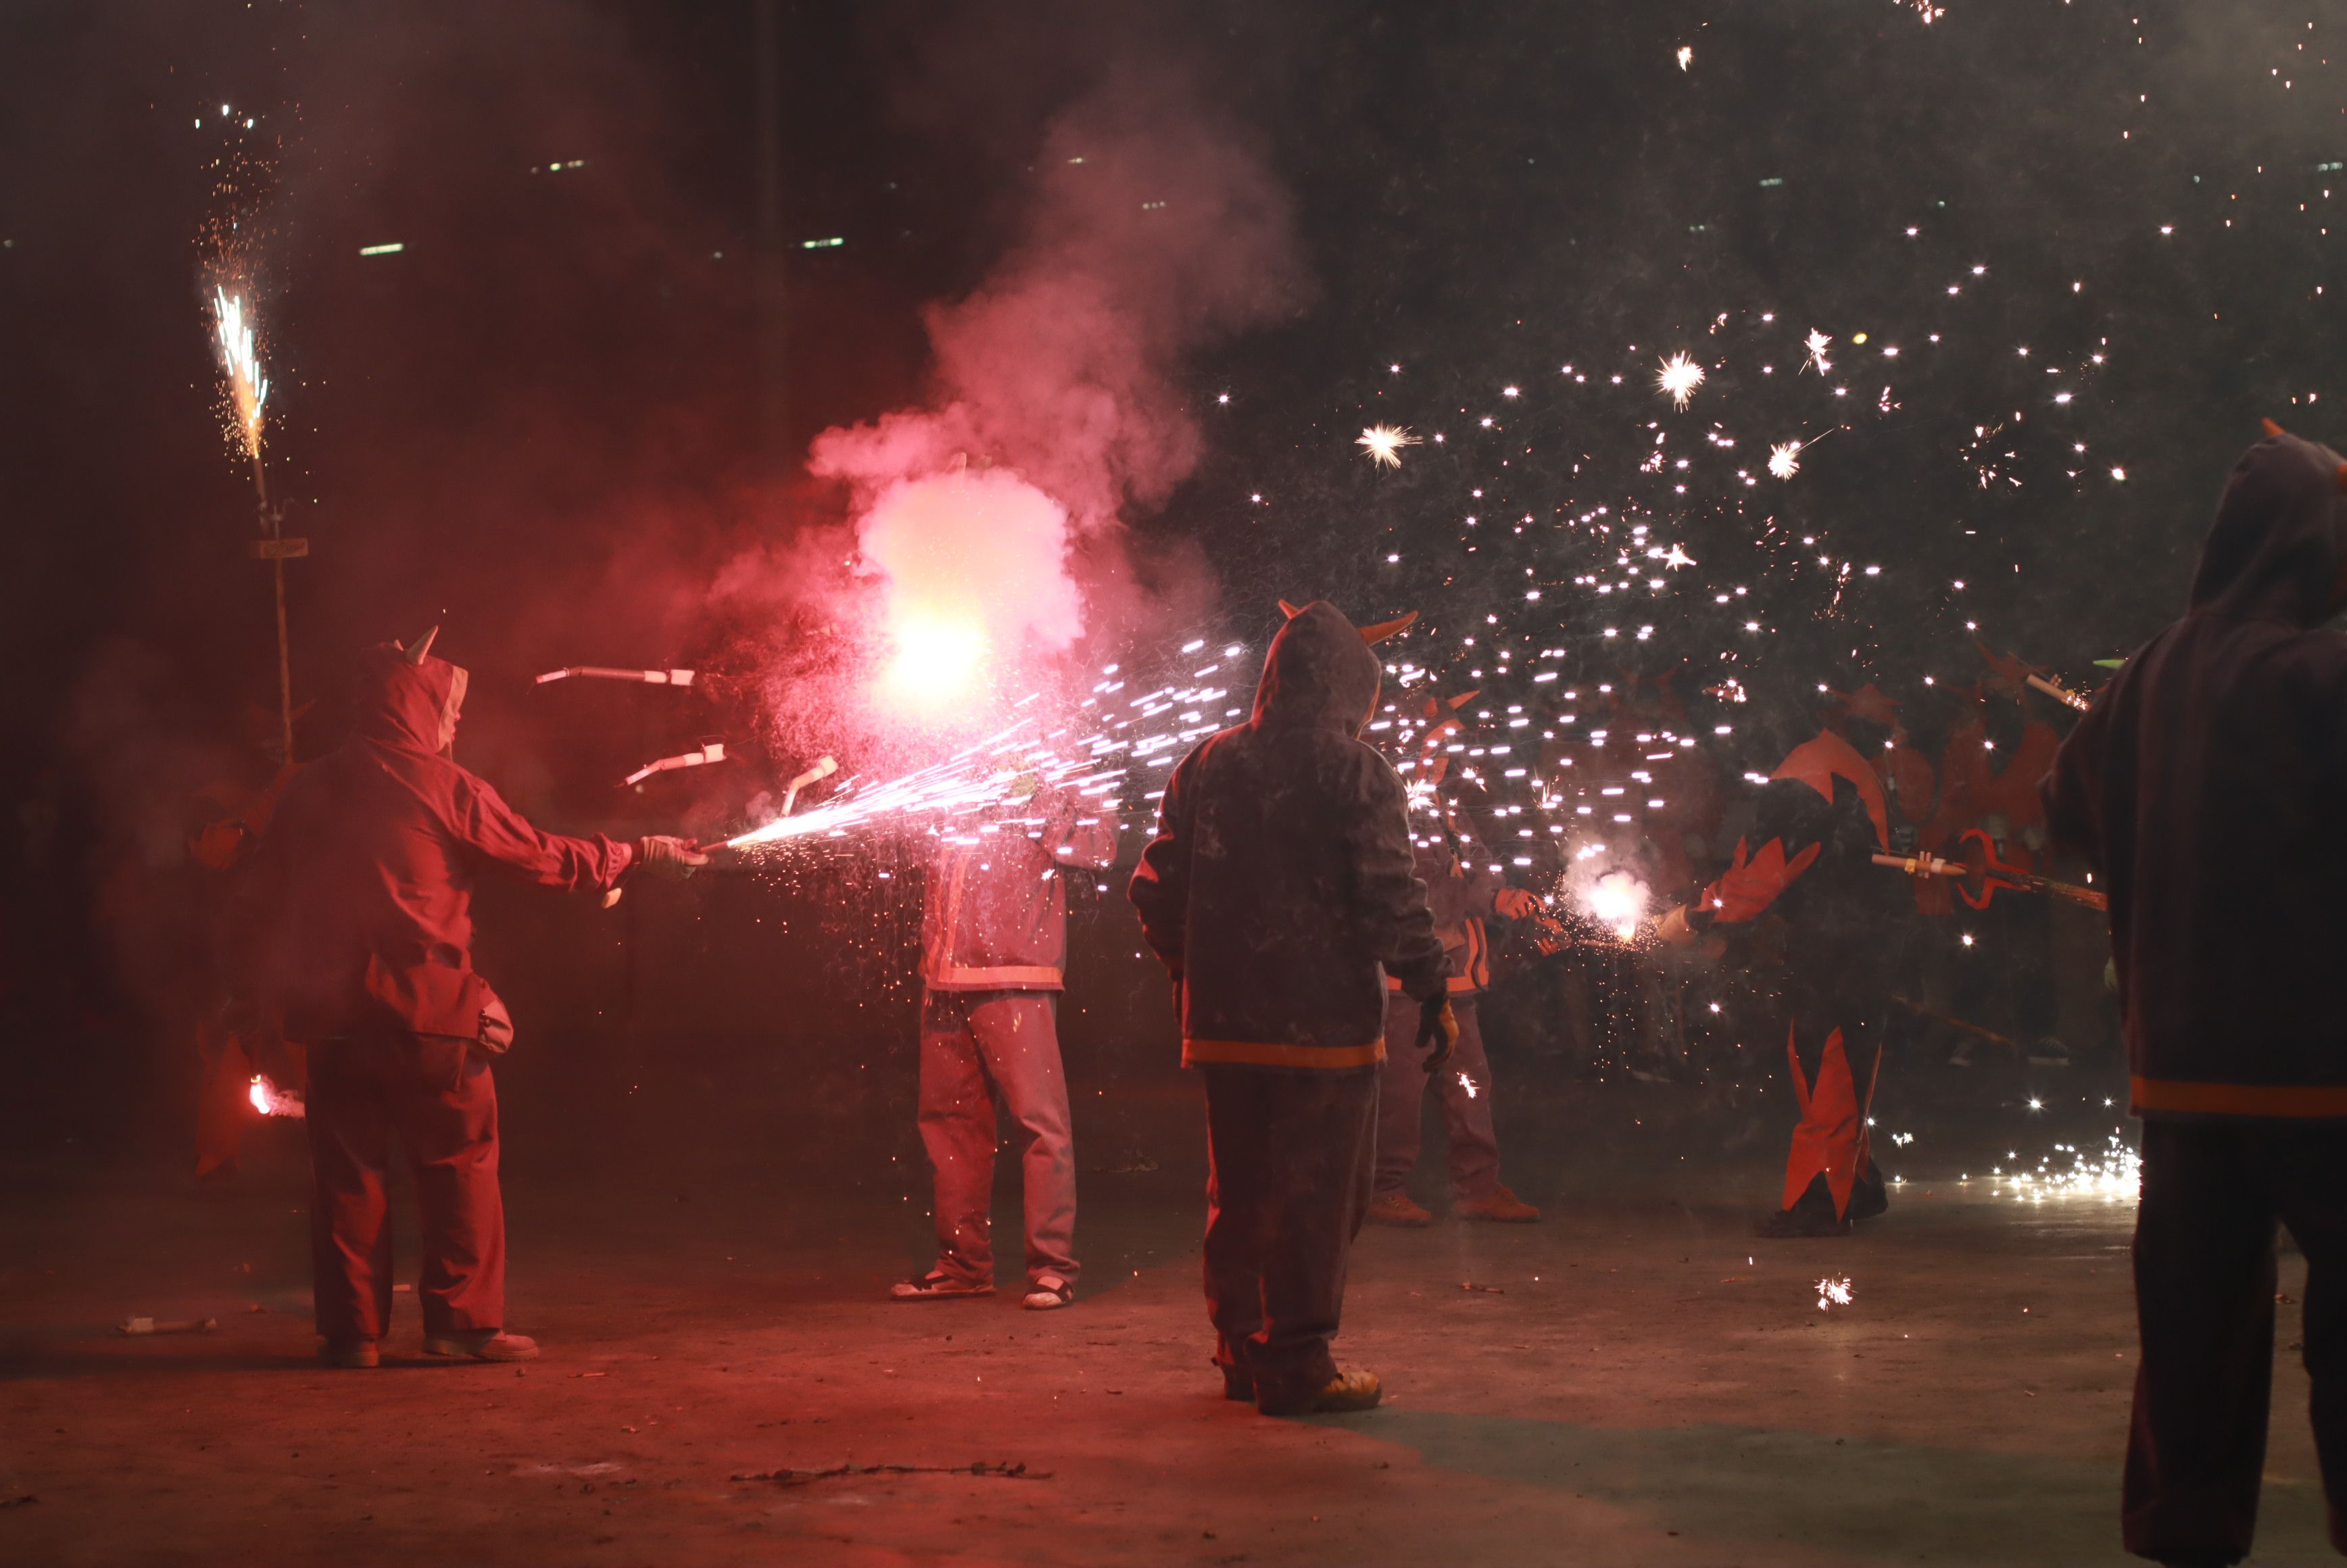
left=2045, top=428, right=2347, bottom=1568
left=239, top=631, right=704, bottom=1368
left=1130, top=600, right=1453, bottom=1417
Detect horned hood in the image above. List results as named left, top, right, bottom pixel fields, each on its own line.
left=1251, top=601, right=1382, bottom=736
left=2186, top=429, right=2347, bottom=626
left=352, top=643, right=468, bottom=756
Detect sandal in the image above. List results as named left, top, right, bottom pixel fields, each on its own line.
left=1020, top=1273, right=1075, bottom=1311
left=890, top=1269, right=994, bottom=1302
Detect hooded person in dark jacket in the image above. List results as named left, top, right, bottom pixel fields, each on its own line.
left=2043, top=427, right=2347, bottom=1567
left=1129, top=600, right=1452, bottom=1417
left=239, top=631, right=704, bottom=1368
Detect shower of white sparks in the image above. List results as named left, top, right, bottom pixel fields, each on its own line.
left=1816, top=1275, right=1854, bottom=1311
left=1655, top=352, right=1705, bottom=410
left=1802, top=328, right=1833, bottom=375
left=1768, top=441, right=1804, bottom=480
left=1662, top=543, right=1697, bottom=569
left=1357, top=424, right=1421, bottom=468
left=1986, top=1132, right=2144, bottom=1203
left=212, top=285, right=268, bottom=460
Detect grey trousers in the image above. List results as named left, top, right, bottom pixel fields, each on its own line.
left=917, top=989, right=1078, bottom=1288
left=1376, top=991, right=1503, bottom=1198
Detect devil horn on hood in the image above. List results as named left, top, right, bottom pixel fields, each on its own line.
left=1357, top=610, right=1418, bottom=645
left=404, top=626, right=440, bottom=664
left=1277, top=599, right=1304, bottom=619
left=2263, top=418, right=2288, bottom=438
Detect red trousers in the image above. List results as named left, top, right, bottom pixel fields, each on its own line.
left=306, top=1037, right=505, bottom=1342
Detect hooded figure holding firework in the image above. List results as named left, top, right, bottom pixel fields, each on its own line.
left=2044, top=426, right=2347, bottom=1567
left=1130, top=601, right=1451, bottom=1417
left=237, top=631, right=704, bottom=1368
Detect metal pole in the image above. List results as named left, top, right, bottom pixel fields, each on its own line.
left=752, top=0, right=789, bottom=469
left=254, top=454, right=293, bottom=764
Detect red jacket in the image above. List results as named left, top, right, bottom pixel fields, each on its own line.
left=240, top=645, right=635, bottom=1042
left=921, top=793, right=1119, bottom=991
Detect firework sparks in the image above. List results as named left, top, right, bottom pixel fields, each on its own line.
left=1802, top=328, right=1833, bottom=375
left=1457, top=1071, right=1479, bottom=1100
left=1357, top=423, right=1421, bottom=468
left=1676, top=45, right=1693, bottom=70
left=1768, top=441, right=1804, bottom=480
left=212, top=284, right=268, bottom=460
left=1655, top=352, right=1705, bottom=410
left=1582, top=870, right=1650, bottom=941
left=1816, top=1275, right=1854, bottom=1311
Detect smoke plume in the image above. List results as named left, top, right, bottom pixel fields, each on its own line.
left=806, top=71, right=1307, bottom=700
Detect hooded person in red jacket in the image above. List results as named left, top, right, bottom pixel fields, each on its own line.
left=1130, top=600, right=1452, bottom=1417
left=2045, top=427, right=2347, bottom=1568
left=239, top=631, right=704, bottom=1367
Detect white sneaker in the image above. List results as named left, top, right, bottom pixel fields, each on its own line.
left=1021, top=1273, right=1074, bottom=1310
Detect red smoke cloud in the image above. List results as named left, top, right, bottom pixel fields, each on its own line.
left=806, top=74, right=1305, bottom=718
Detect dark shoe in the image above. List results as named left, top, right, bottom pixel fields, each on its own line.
left=1456, top=1185, right=1541, bottom=1223
left=890, top=1269, right=994, bottom=1302
left=1259, top=1368, right=1382, bottom=1417
left=320, top=1338, right=379, bottom=1369
left=1367, top=1191, right=1433, bottom=1227
left=1756, top=1206, right=1852, bottom=1239
left=2027, top=1036, right=2073, bottom=1067
left=423, top=1329, right=539, bottom=1362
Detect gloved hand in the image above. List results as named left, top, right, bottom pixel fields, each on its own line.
left=1493, top=887, right=1539, bottom=922
left=1653, top=904, right=1696, bottom=948
left=637, top=835, right=710, bottom=879
left=1416, top=996, right=1459, bottom=1073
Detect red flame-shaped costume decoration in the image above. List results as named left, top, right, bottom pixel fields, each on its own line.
left=1688, top=722, right=1899, bottom=1233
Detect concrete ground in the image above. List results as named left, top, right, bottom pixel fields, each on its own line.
left=1, top=1062, right=2336, bottom=1567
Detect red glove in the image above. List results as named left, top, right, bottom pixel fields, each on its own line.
left=1697, top=837, right=1820, bottom=925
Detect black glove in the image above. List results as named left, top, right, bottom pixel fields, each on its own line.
left=637, top=835, right=710, bottom=880
left=1416, top=996, right=1459, bottom=1073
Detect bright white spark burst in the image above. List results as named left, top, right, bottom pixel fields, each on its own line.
left=1768, top=441, right=1803, bottom=480
left=1802, top=329, right=1833, bottom=375
left=1655, top=352, right=1705, bottom=410
left=212, top=285, right=268, bottom=458
left=1357, top=424, right=1421, bottom=468
left=1816, top=1275, right=1853, bottom=1311
left=1582, top=870, right=1650, bottom=941
left=1988, top=1133, right=2144, bottom=1202
left=1457, top=1071, right=1479, bottom=1100
left=1676, top=45, right=1693, bottom=70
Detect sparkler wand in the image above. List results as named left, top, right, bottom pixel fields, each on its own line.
left=212, top=283, right=304, bottom=765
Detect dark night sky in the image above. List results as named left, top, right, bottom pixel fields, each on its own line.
left=1, top=1, right=2339, bottom=1113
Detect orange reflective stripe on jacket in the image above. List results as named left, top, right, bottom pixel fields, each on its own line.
left=1182, top=1037, right=1387, bottom=1069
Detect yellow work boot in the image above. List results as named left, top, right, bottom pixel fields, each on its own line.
left=1456, top=1185, right=1541, bottom=1223
left=1367, top=1191, right=1433, bottom=1227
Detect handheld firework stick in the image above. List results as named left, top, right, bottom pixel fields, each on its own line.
left=779, top=755, right=840, bottom=818
left=623, top=741, right=725, bottom=788
left=537, top=666, right=698, bottom=687
left=1874, top=827, right=2107, bottom=912
left=2025, top=672, right=2091, bottom=713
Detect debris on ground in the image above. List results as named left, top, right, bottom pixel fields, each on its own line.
left=733, top=1461, right=1048, bottom=1486
left=117, top=1317, right=218, bottom=1336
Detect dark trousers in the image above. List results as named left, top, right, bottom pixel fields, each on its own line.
left=2126, top=1120, right=2347, bottom=1563
left=1200, top=1065, right=1377, bottom=1404
left=306, top=1038, right=506, bottom=1343
left=1376, top=992, right=1502, bottom=1198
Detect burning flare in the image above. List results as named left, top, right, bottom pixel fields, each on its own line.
left=1582, top=871, right=1651, bottom=941
left=1768, top=441, right=1804, bottom=481
left=249, top=1075, right=304, bottom=1119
